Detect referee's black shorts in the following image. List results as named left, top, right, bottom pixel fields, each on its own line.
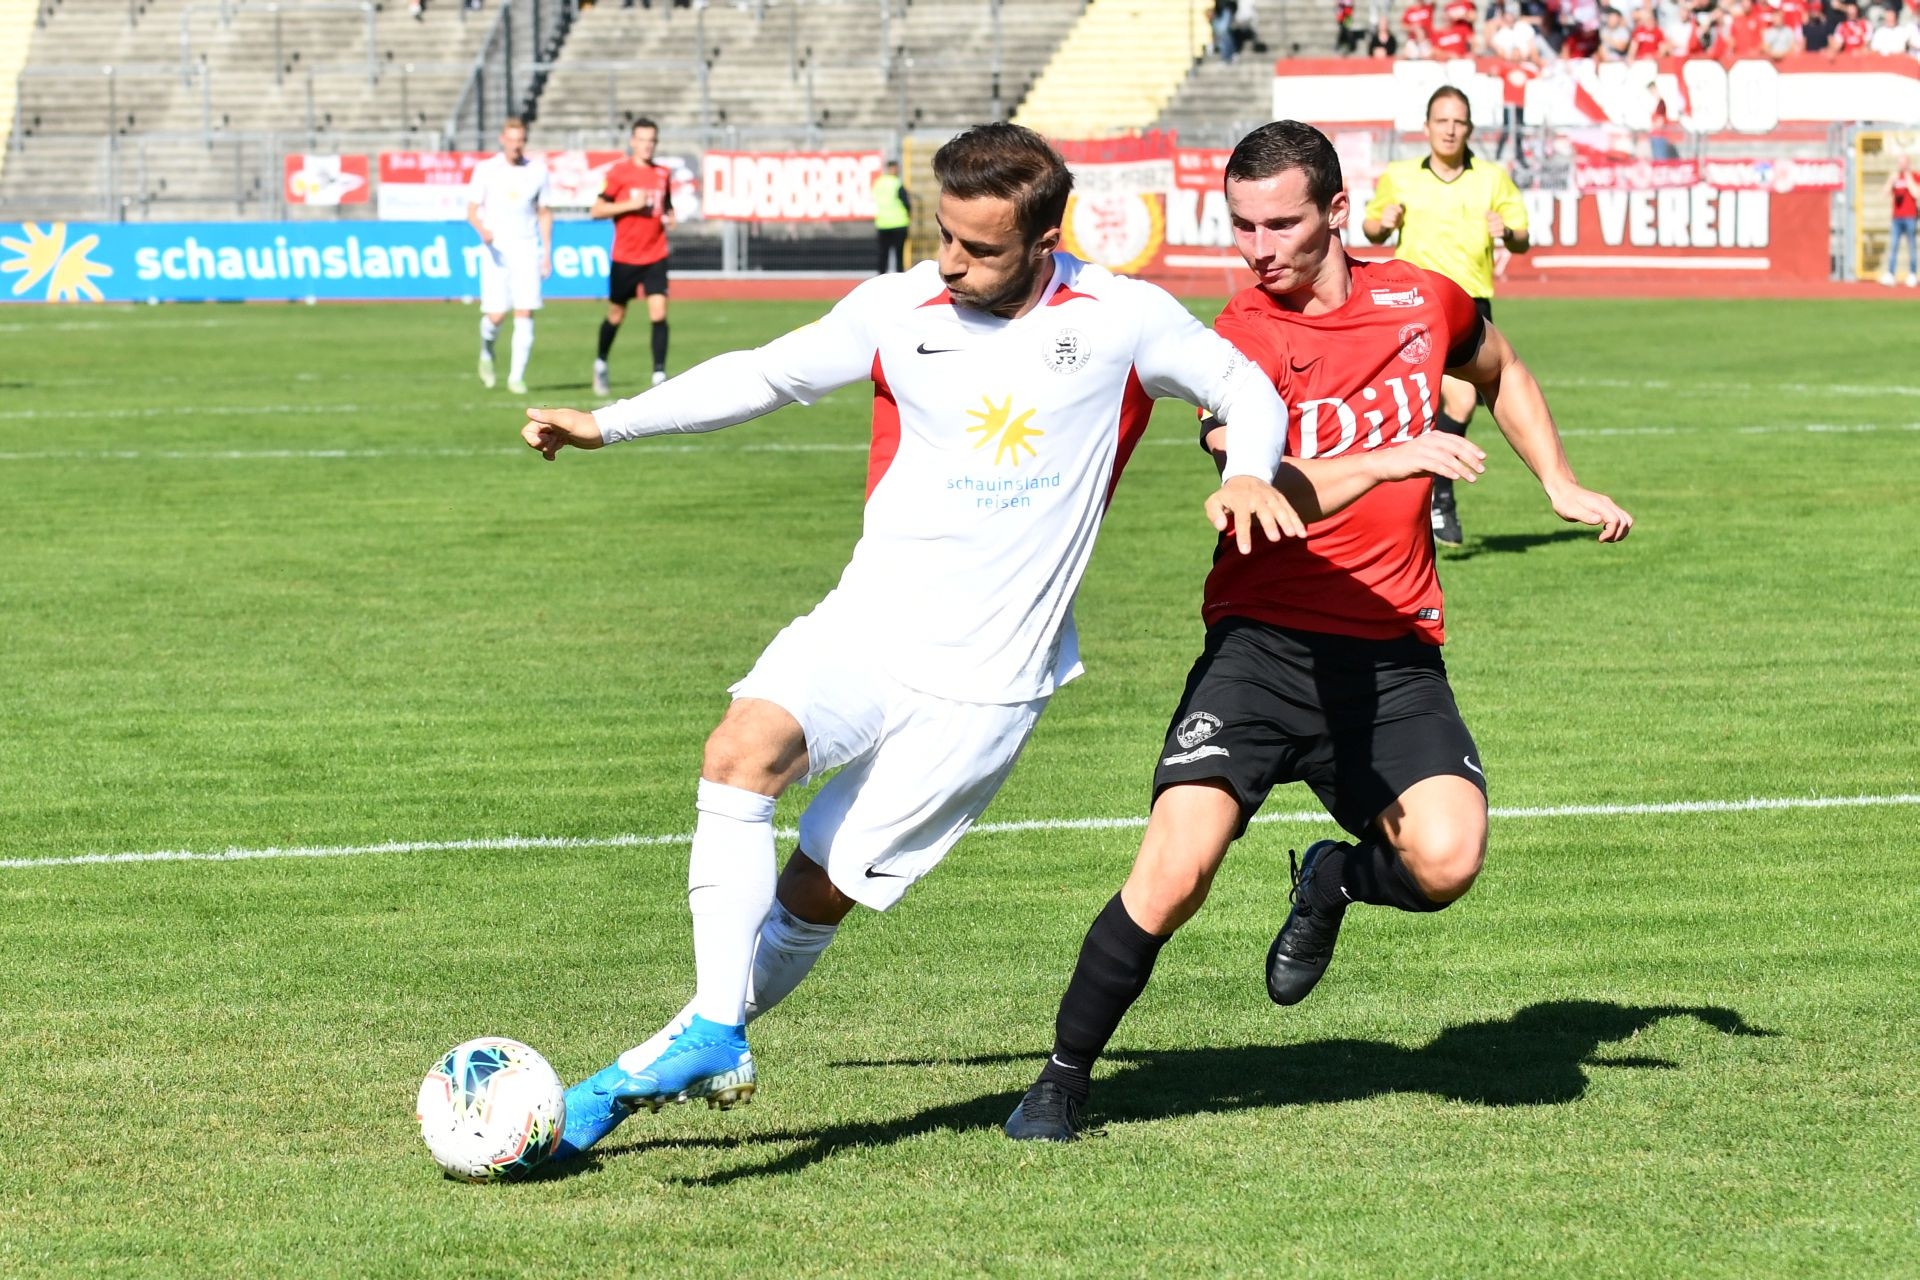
left=1474, top=297, right=1493, bottom=323
left=1151, top=617, right=1487, bottom=839
left=609, top=257, right=669, bottom=304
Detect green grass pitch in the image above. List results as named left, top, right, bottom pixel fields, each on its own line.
left=0, top=295, right=1915, bottom=1278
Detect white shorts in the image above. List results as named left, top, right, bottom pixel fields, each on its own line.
left=730, top=597, right=1047, bottom=911
left=479, top=242, right=543, bottom=313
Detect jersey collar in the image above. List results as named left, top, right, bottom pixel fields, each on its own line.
left=1420, top=148, right=1476, bottom=182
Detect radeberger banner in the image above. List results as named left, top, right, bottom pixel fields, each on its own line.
left=700, top=150, right=884, bottom=222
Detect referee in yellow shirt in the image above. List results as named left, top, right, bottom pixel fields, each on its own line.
left=1364, top=85, right=1529, bottom=546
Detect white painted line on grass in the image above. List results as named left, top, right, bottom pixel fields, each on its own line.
left=2, top=792, right=1913, bottom=872
left=3, top=422, right=1917, bottom=464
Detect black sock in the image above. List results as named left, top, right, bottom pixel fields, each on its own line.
left=650, top=319, right=669, bottom=371
left=1435, top=411, right=1468, bottom=438
left=596, top=319, right=619, bottom=361
left=1036, top=894, right=1169, bottom=1105
left=1317, top=838, right=1448, bottom=913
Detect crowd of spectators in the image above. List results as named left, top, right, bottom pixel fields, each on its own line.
left=1309, top=0, right=1920, bottom=60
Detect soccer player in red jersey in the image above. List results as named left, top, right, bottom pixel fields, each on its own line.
left=1005, top=120, right=1632, bottom=1142
left=592, top=117, right=675, bottom=397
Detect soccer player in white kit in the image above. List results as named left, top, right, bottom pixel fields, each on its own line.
left=519, top=124, right=1481, bottom=1159
left=466, top=118, right=551, bottom=396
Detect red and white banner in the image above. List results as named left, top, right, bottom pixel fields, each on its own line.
left=284, top=154, right=369, bottom=206
left=377, top=151, right=489, bottom=221
left=1271, top=54, right=1920, bottom=133
left=1143, top=161, right=1832, bottom=286
left=375, top=151, right=700, bottom=221
left=700, top=151, right=884, bottom=222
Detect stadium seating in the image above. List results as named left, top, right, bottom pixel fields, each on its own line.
left=3, top=0, right=495, bottom=217
left=530, top=0, right=1081, bottom=148
left=1157, top=54, right=1274, bottom=145
left=1013, top=0, right=1210, bottom=139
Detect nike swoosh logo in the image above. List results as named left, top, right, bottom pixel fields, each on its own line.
left=1289, top=356, right=1321, bottom=372
left=863, top=866, right=907, bottom=879
left=1463, top=756, right=1484, bottom=776
left=916, top=342, right=961, bottom=355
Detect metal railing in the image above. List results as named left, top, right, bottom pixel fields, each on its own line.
left=179, top=2, right=382, bottom=89
left=442, top=0, right=579, bottom=148
left=13, top=61, right=475, bottom=149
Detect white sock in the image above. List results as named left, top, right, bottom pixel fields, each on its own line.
left=686, top=779, right=777, bottom=1028
left=479, top=315, right=498, bottom=355
left=615, top=900, right=835, bottom=1070
left=745, top=899, right=838, bottom=1021
left=509, top=318, right=534, bottom=382
left=594, top=357, right=608, bottom=373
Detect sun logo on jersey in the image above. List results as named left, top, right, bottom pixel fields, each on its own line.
left=0, top=223, right=113, bottom=302
left=965, top=395, right=1045, bottom=466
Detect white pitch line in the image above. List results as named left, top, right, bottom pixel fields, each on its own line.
left=2, top=422, right=1917, bottom=464
left=1, top=792, right=1913, bottom=872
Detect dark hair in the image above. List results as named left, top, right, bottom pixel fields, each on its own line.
left=630, top=117, right=658, bottom=134
left=932, top=123, right=1073, bottom=245
left=1425, top=85, right=1471, bottom=120
left=1222, top=120, right=1344, bottom=211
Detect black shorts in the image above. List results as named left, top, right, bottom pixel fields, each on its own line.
left=609, top=257, right=669, bottom=304
left=1152, top=618, right=1487, bottom=839
left=1474, top=297, right=1493, bottom=322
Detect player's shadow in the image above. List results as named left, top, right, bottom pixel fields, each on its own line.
left=1443, top=529, right=1594, bottom=560
left=655, top=1000, right=1771, bottom=1185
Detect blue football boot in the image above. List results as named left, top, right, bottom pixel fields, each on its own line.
left=552, top=1057, right=653, bottom=1161
left=627, top=1014, right=756, bottom=1110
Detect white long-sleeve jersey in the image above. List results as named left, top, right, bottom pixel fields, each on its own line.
left=593, top=254, right=1287, bottom=705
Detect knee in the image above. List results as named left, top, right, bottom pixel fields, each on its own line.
left=1396, top=823, right=1486, bottom=903
left=607, top=303, right=626, bottom=324
left=701, top=722, right=772, bottom=790
left=1122, top=848, right=1218, bottom=935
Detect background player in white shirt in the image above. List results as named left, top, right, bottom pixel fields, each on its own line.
left=466, top=118, right=552, bottom=396
left=518, top=124, right=1483, bottom=1160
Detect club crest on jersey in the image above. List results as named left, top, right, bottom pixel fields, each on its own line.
left=1043, top=328, right=1090, bottom=375
left=1174, top=712, right=1222, bottom=749
left=1398, top=324, right=1433, bottom=365
left=1371, top=287, right=1425, bottom=309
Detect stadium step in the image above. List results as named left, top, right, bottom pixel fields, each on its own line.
left=1013, top=0, right=1210, bottom=139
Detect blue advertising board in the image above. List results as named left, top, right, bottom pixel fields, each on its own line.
left=0, top=220, right=619, bottom=303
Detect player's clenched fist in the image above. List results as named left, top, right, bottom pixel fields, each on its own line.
left=1379, top=203, right=1405, bottom=232
left=1206, top=474, right=1308, bottom=554
left=522, top=406, right=605, bottom=460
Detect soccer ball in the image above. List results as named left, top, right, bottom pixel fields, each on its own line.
left=416, top=1036, right=566, bottom=1182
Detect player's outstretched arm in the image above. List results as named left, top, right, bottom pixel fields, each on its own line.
left=1453, top=321, right=1634, bottom=543
left=521, top=288, right=880, bottom=460
left=522, top=407, right=605, bottom=460
left=1202, top=420, right=1486, bottom=520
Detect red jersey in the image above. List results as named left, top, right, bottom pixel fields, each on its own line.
left=1778, top=0, right=1808, bottom=29
left=1434, top=19, right=1476, bottom=55
left=1501, top=60, right=1539, bottom=106
left=1207, top=258, right=1484, bottom=644
left=1893, top=172, right=1918, bottom=219
left=1728, top=9, right=1770, bottom=55
left=1628, top=22, right=1664, bottom=56
left=1444, top=0, right=1478, bottom=22
left=1834, top=16, right=1869, bottom=48
left=1403, top=2, right=1435, bottom=31
left=600, top=159, right=673, bottom=265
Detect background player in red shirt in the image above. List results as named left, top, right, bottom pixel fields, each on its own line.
left=592, top=117, right=674, bottom=398
left=1005, top=120, right=1632, bottom=1142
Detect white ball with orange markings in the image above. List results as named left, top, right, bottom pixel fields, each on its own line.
left=416, top=1036, right=566, bottom=1182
